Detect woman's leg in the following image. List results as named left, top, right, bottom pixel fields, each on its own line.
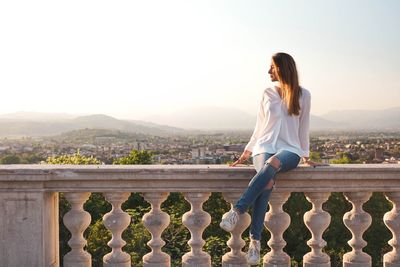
left=249, top=153, right=273, bottom=241
left=249, top=189, right=272, bottom=240
left=234, top=154, right=281, bottom=214
left=252, top=153, right=274, bottom=173
left=220, top=152, right=273, bottom=233
left=236, top=150, right=301, bottom=240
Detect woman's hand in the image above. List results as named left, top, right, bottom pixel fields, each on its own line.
left=230, top=150, right=252, bottom=167
left=303, top=158, right=330, bottom=167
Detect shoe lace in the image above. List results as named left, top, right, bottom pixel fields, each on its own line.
left=228, top=210, right=238, bottom=224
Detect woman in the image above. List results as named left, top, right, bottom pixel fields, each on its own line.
left=219, top=52, right=320, bottom=265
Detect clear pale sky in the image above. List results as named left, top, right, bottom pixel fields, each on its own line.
left=1, top=0, right=399, bottom=119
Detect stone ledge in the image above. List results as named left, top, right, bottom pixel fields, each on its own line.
left=0, top=164, right=399, bottom=192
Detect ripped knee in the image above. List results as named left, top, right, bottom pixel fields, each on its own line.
left=266, top=156, right=281, bottom=171
left=264, top=156, right=281, bottom=190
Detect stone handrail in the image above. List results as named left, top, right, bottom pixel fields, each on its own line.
left=0, top=164, right=399, bottom=266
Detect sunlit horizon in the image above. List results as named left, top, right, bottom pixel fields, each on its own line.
left=1, top=0, right=399, bottom=120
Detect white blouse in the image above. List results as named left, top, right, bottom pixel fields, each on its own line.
left=245, top=86, right=311, bottom=157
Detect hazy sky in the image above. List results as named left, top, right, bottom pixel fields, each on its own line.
left=1, top=0, right=399, bottom=119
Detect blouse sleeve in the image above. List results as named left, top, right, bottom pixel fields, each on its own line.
left=245, top=91, right=265, bottom=153
left=299, top=90, right=311, bottom=157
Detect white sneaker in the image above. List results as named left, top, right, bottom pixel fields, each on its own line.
left=219, top=208, right=239, bottom=232
left=246, top=239, right=261, bottom=265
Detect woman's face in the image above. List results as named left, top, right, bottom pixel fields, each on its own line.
left=268, top=62, right=279, bottom=82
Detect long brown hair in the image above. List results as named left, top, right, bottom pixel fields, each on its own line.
left=272, top=52, right=301, bottom=116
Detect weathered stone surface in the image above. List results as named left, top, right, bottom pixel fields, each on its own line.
left=0, top=164, right=399, bottom=266
left=0, top=164, right=399, bottom=192
left=343, top=192, right=372, bottom=267
left=63, top=192, right=91, bottom=267
left=303, top=192, right=331, bottom=267
left=182, top=192, right=212, bottom=267
left=142, top=192, right=170, bottom=267
left=222, top=192, right=251, bottom=267
left=0, top=191, right=58, bottom=267
left=263, top=192, right=291, bottom=267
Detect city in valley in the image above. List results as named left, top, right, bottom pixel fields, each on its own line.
left=0, top=129, right=399, bottom=165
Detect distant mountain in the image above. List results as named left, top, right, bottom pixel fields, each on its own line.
left=0, top=120, right=75, bottom=137
left=73, top=114, right=185, bottom=134
left=0, top=105, right=399, bottom=137
left=55, top=128, right=152, bottom=142
left=143, top=106, right=345, bottom=131
left=320, top=106, right=400, bottom=130
left=310, top=115, right=345, bottom=130
left=0, top=113, right=185, bottom=137
left=0, top=111, right=76, bottom=121
left=143, top=106, right=256, bottom=130
left=127, top=119, right=185, bottom=133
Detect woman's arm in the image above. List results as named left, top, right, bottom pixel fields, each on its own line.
left=302, top=156, right=330, bottom=167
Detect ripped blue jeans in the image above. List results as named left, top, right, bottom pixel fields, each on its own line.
left=234, top=150, right=300, bottom=240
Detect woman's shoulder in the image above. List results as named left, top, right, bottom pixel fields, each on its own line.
left=300, top=87, right=311, bottom=99
left=263, top=87, right=280, bottom=101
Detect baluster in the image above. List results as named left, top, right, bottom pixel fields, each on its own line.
left=263, top=192, right=291, bottom=267
left=303, top=192, right=331, bottom=267
left=384, top=192, right=400, bottom=267
left=142, top=192, right=170, bottom=267
left=182, top=192, right=211, bottom=267
left=221, top=192, right=251, bottom=267
left=63, top=192, right=92, bottom=267
left=102, top=192, right=131, bottom=267
left=343, top=192, right=372, bottom=267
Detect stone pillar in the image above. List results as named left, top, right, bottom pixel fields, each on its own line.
left=384, top=192, right=400, bottom=267
left=303, top=192, right=331, bottom=267
left=343, top=192, right=372, bottom=267
left=0, top=191, right=59, bottom=267
left=102, top=192, right=131, bottom=267
left=182, top=192, right=212, bottom=267
left=142, top=192, right=171, bottom=267
left=63, top=192, right=92, bottom=267
left=221, top=192, right=251, bottom=267
left=263, top=192, right=291, bottom=267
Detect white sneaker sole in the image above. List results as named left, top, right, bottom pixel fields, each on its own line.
left=246, top=258, right=260, bottom=266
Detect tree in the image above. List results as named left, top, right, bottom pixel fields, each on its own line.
left=331, top=152, right=361, bottom=164
left=0, top=154, right=21, bottom=164
left=24, top=153, right=45, bottom=164
left=309, top=151, right=321, bottom=162
left=113, top=150, right=153, bottom=165
left=46, top=149, right=101, bottom=165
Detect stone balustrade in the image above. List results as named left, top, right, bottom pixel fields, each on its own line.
left=0, top=164, right=400, bottom=267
